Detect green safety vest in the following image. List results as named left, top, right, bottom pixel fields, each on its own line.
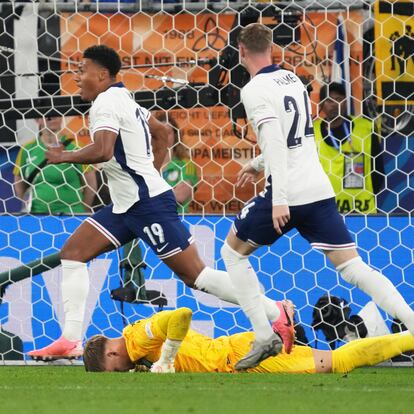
left=314, top=117, right=376, bottom=214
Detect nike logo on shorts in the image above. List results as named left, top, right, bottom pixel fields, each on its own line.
left=156, top=243, right=170, bottom=253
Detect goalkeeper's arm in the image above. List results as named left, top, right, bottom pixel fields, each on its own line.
left=150, top=307, right=192, bottom=373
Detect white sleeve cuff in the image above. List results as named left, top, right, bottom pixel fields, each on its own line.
left=272, top=199, right=288, bottom=206
left=250, top=155, right=264, bottom=172
left=92, top=125, right=119, bottom=135
left=256, top=116, right=278, bottom=129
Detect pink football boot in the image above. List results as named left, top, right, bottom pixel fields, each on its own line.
left=28, top=336, right=83, bottom=361
left=272, top=300, right=295, bottom=354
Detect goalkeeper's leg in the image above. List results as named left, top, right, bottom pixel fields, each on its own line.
left=331, top=332, right=414, bottom=374
left=28, top=219, right=116, bottom=360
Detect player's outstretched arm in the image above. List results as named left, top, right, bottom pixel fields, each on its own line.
left=150, top=307, right=192, bottom=373
left=45, top=130, right=118, bottom=165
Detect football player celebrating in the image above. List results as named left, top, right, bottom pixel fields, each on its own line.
left=220, top=23, right=414, bottom=370
left=28, top=45, right=292, bottom=361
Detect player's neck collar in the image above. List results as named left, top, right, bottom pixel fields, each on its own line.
left=110, top=82, right=125, bottom=88
left=256, top=64, right=280, bottom=75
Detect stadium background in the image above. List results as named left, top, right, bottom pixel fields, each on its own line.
left=0, top=0, right=413, bottom=357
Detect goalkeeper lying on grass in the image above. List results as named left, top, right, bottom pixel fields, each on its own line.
left=83, top=305, right=414, bottom=374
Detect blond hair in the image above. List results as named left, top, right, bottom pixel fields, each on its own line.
left=83, top=334, right=108, bottom=372
left=238, top=23, right=273, bottom=53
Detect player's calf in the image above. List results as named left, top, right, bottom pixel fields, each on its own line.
left=335, top=255, right=414, bottom=335
left=162, top=244, right=205, bottom=287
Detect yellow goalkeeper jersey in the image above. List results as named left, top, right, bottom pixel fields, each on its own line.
left=123, top=311, right=234, bottom=373
left=122, top=312, right=316, bottom=374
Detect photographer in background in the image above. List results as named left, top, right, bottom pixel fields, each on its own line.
left=13, top=116, right=97, bottom=214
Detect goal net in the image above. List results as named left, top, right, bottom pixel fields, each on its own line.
left=0, top=0, right=413, bottom=362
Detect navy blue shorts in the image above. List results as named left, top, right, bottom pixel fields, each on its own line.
left=233, top=195, right=355, bottom=250
left=86, top=190, right=194, bottom=259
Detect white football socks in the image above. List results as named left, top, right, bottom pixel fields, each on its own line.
left=338, top=257, right=414, bottom=334
left=220, top=242, right=275, bottom=343
left=61, top=259, right=90, bottom=342
left=194, top=267, right=280, bottom=322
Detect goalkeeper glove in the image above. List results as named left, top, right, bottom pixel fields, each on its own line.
left=150, top=362, right=175, bottom=374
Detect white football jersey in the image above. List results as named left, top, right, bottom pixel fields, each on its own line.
left=89, top=83, right=171, bottom=213
left=241, top=65, right=334, bottom=206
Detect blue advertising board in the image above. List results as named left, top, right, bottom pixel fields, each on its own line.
left=0, top=214, right=413, bottom=353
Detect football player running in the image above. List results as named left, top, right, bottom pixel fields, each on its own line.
left=220, top=23, right=414, bottom=370
left=28, top=45, right=291, bottom=362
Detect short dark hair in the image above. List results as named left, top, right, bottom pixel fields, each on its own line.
left=319, top=82, right=346, bottom=102
left=83, top=334, right=108, bottom=372
left=83, top=45, right=122, bottom=78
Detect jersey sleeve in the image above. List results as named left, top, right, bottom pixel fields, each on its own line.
left=89, top=97, right=120, bottom=137
left=137, top=106, right=151, bottom=121
left=250, top=154, right=264, bottom=172
left=259, top=119, right=288, bottom=205
left=122, top=315, right=166, bottom=362
left=241, top=84, right=279, bottom=131
left=122, top=310, right=192, bottom=362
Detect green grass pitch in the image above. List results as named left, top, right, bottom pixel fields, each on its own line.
left=1, top=367, right=413, bottom=414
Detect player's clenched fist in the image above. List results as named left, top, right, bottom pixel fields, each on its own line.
left=272, top=204, right=290, bottom=235
left=45, top=144, right=65, bottom=164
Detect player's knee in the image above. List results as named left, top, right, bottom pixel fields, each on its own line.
left=176, top=271, right=199, bottom=289
left=179, top=261, right=205, bottom=287
left=221, top=242, right=244, bottom=267
left=60, top=244, right=86, bottom=262
left=176, top=307, right=192, bottom=323
left=336, top=256, right=371, bottom=285
left=166, top=243, right=206, bottom=287
left=181, top=276, right=193, bottom=288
